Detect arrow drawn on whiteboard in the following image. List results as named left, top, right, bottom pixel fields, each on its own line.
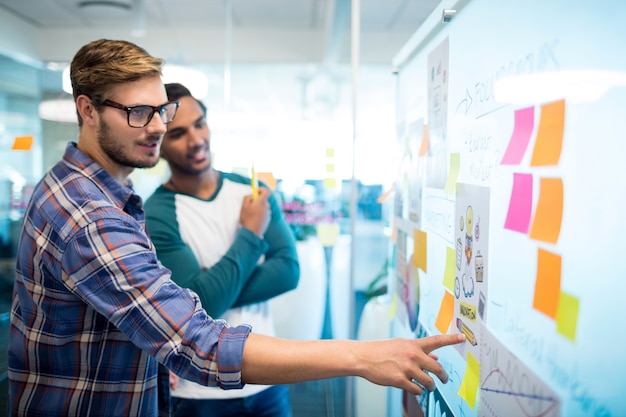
left=455, top=89, right=474, bottom=115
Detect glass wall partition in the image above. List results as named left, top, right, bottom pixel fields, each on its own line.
left=0, top=52, right=43, bottom=414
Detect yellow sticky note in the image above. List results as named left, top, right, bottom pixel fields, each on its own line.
left=443, top=246, right=456, bottom=292
left=326, top=163, right=335, bottom=173
left=556, top=291, right=579, bottom=341
left=12, top=135, right=34, bottom=151
left=316, top=222, right=340, bottom=247
left=444, top=153, right=461, bottom=194
left=458, top=351, right=480, bottom=410
left=412, top=228, right=427, bottom=272
left=323, top=178, right=337, bottom=189
left=434, top=290, right=455, bottom=335
left=326, top=148, right=335, bottom=158
left=388, top=293, right=398, bottom=319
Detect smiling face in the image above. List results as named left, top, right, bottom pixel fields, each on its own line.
left=159, top=95, right=211, bottom=176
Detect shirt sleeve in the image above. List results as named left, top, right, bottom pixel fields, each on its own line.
left=62, top=215, right=250, bottom=389
left=232, top=188, right=300, bottom=307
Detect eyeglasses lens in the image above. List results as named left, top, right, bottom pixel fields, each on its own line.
left=127, top=103, right=178, bottom=127
left=128, top=107, right=153, bottom=127
left=160, top=103, right=178, bottom=124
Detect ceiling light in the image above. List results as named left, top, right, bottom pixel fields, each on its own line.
left=38, top=99, right=78, bottom=123
left=78, top=1, right=131, bottom=12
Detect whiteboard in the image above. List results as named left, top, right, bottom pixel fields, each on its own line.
left=390, top=0, right=626, bottom=416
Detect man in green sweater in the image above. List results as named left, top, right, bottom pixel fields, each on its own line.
left=144, top=83, right=299, bottom=416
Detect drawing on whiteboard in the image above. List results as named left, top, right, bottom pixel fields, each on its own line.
left=455, top=184, right=490, bottom=361
left=405, top=256, right=420, bottom=332
left=480, top=327, right=561, bottom=417
left=465, top=205, right=474, bottom=265
left=426, top=37, right=450, bottom=189
left=432, top=388, right=454, bottom=417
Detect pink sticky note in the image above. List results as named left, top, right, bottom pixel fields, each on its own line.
left=504, top=173, right=533, bottom=233
left=501, top=107, right=535, bottom=165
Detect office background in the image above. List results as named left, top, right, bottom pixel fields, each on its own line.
left=2, top=0, right=625, bottom=416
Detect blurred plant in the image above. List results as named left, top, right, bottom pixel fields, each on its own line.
left=363, top=258, right=389, bottom=300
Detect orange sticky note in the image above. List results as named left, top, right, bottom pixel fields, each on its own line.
left=412, top=228, right=427, bottom=272
left=390, top=217, right=397, bottom=243
left=257, top=172, right=276, bottom=190
left=12, top=135, right=34, bottom=151
left=435, top=290, right=455, bottom=335
left=531, top=99, right=565, bottom=166
left=556, top=291, right=579, bottom=341
left=529, top=177, right=563, bottom=244
left=532, top=248, right=561, bottom=319
left=377, top=187, right=393, bottom=204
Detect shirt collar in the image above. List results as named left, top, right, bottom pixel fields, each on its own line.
left=63, top=141, right=137, bottom=209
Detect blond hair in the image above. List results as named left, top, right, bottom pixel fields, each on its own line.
left=70, top=39, right=164, bottom=125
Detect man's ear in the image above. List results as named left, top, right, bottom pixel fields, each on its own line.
left=75, top=95, right=98, bottom=126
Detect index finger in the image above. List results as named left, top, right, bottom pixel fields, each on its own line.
left=419, top=333, right=466, bottom=354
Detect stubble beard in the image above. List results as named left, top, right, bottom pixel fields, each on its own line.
left=98, top=118, right=160, bottom=169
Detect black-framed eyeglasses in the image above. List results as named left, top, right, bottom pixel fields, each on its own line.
left=91, top=96, right=180, bottom=128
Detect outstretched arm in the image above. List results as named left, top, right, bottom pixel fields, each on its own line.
left=240, top=333, right=466, bottom=396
